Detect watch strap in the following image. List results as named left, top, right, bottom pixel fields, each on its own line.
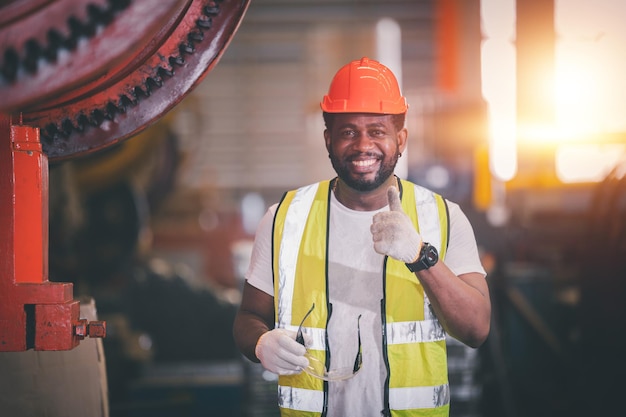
left=405, top=242, right=438, bottom=272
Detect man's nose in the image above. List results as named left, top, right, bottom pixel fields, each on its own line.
left=353, top=132, right=375, bottom=151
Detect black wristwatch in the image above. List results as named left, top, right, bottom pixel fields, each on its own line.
left=405, top=242, right=439, bottom=272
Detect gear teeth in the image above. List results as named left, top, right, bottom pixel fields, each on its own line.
left=133, top=85, right=149, bottom=99
left=1, top=0, right=132, bottom=83
left=105, top=101, right=118, bottom=119
left=109, top=0, right=131, bottom=13
left=179, top=42, right=195, bottom=55
left=204, top=5, right=220, bottom=16
left=169, top=56, right=184, bottom=67
left=143, top=80, right=152, bottom=96
left=196, top=16, right=212, bottom=29
left=43, top=124, right=60, bottom=143
left=146, top=76, right=162, bottom=89
left=13, top=0, right=231, bottom=149
left=90, top=109, right=105, bottom=126
left=157, top=66, right=174, bottom=78
left=75, top=113, right=89, bottom=132
left=24, top=39, right=42, bottom=73
left=188, top=31, right=204, bottom=42
left=67, top=12, right=96, bottom=39
left=2, top=48, right=19, bottom=82
left=87, top=4, right=113, bottom=26
left=44, top=29, right=64, bottom=61
left=67, top=16, right=87, bottom=43
left=118, top=94, right=135, bottom=111
left=46, top=28, right=65, bottom=47
left=61, top=118, right=75, bottom=136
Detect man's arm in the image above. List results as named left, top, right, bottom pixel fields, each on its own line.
left=415, top=267, right=490, bottom=348
left=371, top=186, right=491, bottom=348
left=233, top=281, right=275, bottom=362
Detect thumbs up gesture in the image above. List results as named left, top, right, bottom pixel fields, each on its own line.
left=371, top=186, right=423, bottom=263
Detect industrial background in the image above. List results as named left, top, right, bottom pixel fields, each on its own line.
left=1, top=0, right=625, bottom=416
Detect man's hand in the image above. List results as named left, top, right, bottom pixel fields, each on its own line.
left=255, top=328, right=309, bottom=375
left=371, top=186, right=423, bottom=263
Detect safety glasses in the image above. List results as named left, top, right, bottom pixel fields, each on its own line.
left=295, top=303, right=362, bottom=382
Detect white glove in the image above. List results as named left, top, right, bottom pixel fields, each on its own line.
left=371, top=186, right=423, bottom=263
left=255, top=328, right=309, bottom=375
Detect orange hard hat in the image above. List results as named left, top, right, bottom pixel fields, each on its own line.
left=320, top=57, right=408, bottom=114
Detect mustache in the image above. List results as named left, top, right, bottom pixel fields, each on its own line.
left=346, top=152, right=382, bottom=161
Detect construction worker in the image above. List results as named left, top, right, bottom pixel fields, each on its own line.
left=233, top=57, right=491, bottom=417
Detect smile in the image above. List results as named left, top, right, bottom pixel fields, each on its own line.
left=352, top=159, right=377, bottom=167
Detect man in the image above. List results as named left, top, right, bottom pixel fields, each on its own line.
left=233, top=57, right=490, bottom=417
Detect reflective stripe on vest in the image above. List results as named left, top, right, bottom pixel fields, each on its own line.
left=278, top=386, right=325, bottom=413
left=272, top=179, right=450, bottom=416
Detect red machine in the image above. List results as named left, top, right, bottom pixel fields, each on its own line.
left=0, top=0, right=250, bottom=351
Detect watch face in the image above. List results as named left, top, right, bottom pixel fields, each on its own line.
left=426, top=246, right=438, bottom=265
left=405, top=243, right=438, bottom=272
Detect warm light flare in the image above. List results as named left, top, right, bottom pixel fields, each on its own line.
left=488, top=115, right=517, bottom=181
left=553, top=48, right=604, bottom=135
left=517, top=123, right=588, bottom=144
left=554, top=0, right=626, bottom=134
left=482, top=0, right=626, bottom=185
left=481, top=36, right=517, bottom=181
left=556, top=144, right=626, bottom=182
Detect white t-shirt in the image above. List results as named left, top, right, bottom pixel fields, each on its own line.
left=246, top=191, right=486, bottom=417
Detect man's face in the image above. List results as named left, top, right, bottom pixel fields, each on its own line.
left=325, top=113, right=407, bottom=192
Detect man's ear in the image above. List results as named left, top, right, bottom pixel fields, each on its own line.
left=324, top=129, right=331, bottom=152
left=397, top=127, right=408, bottom=153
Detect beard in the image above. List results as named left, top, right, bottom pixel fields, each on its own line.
left=329, top=149, right=400, bottom=192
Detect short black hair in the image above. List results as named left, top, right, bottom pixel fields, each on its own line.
left=322, top=112, right=406, bottom=132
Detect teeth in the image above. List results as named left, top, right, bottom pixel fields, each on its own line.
left=353, top=159, right=376, bottom=167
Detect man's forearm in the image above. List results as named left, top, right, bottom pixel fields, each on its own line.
left=233, top=311, right=272, bottom=362
left=417, top=264, right=491, bottom=348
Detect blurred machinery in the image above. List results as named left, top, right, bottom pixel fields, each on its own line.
left=473, top=2, right=626, bottom=415
left=0, top=0, right=250, bottom=352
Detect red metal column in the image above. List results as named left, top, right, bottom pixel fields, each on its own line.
left=0, top=114, right=104, bottom=351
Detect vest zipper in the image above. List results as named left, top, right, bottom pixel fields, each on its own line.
left=322, top=183, right=333, bottom=417
left=381, top=256, right=392, bottom=417
left=321, top=302, right=333, bottom=417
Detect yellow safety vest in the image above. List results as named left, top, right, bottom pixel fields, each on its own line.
left=272, top=178, right=450, bottom=417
